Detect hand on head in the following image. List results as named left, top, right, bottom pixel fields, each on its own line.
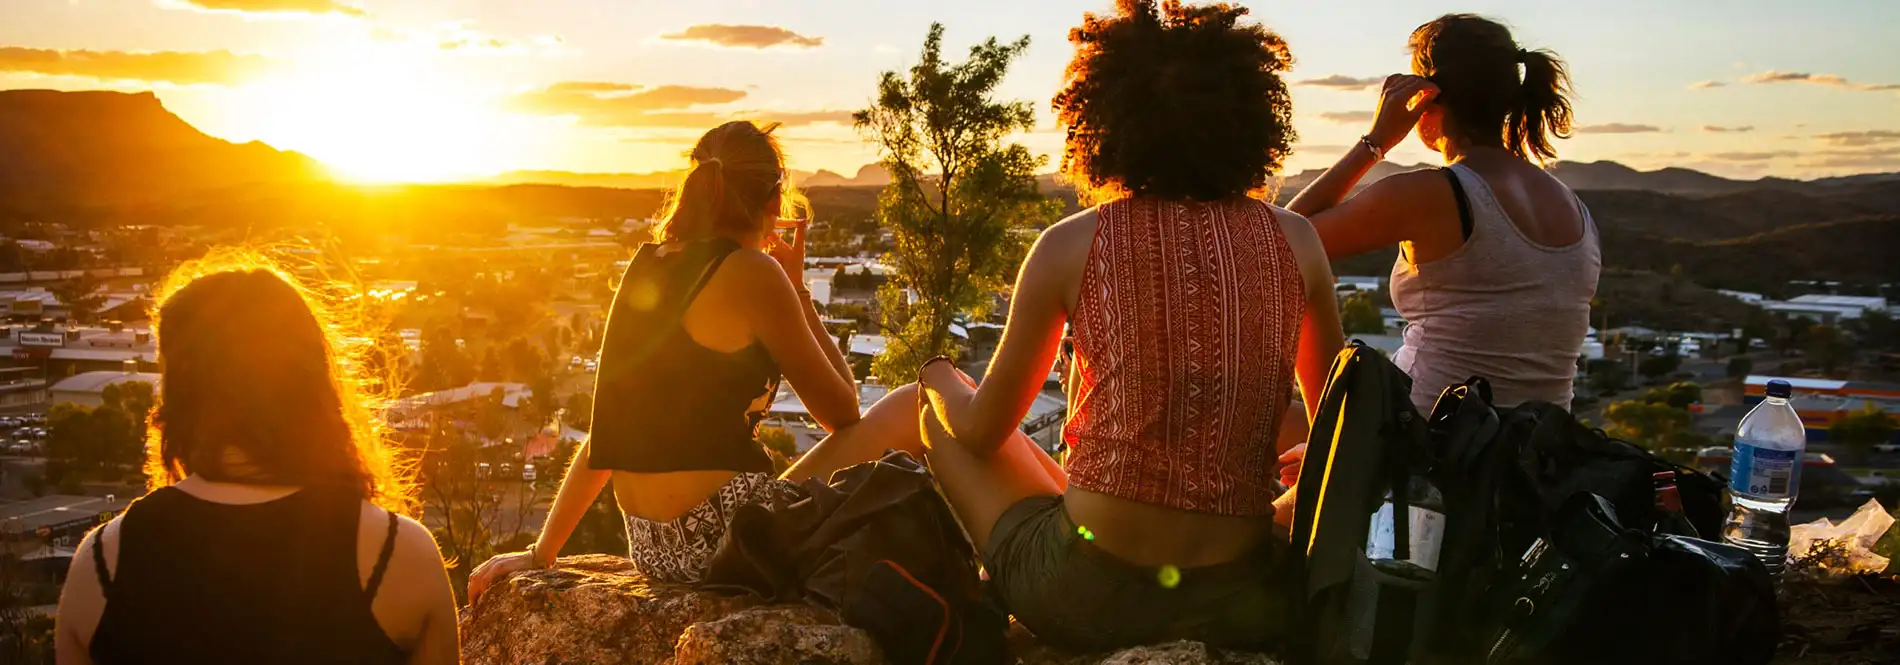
left=1367, top=74, right=1440, bottom=153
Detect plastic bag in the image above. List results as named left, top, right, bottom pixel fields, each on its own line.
left=1788, top=499, right=1894, bottom=579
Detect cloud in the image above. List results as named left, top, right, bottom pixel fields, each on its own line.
left=1575, top=123, right=1664, bottom=134
left=1700, top=125, right=1754, bottom=133
left=660, top=24, right=824, bottom=49
left=755, top=110, right=856, bottom=127
left=0, top=46, right=273, bottom=85
left=1318, top=111, right=1375, bottom=124
left=1799, top=146, right=1900, bottom=170
left=170, top=0, right=364, bottom=17
left=1709, top=151, right=1799, bottom=161
left=1688, top=80, right=1726, bottom=90
left=1742, top=70, right=1900, bottom=92
left=1815, top=130, right=1900, bottom=147
left=511, top=82, right=748, bottom=127
left=368, top=22, right=566, bottom=56
left=1296, top=75, right=1383, bottom=91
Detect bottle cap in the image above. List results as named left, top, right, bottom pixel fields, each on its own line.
left=1765, top=380, right=1792, bottom=398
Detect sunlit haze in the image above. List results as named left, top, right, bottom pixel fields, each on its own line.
left=2, top=0, right=1896, bottom=182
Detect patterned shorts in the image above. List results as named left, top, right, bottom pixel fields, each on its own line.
left=624, top=471, right=798, bottom=584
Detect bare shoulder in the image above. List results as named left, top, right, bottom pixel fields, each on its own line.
left=1029, top=207, right=1100, bottom=269
left=1266, top=204, right=1338, bottom=289
left=1361, top=167, right=1453, bottom=201
left=356, top=501, right=441, bottom=573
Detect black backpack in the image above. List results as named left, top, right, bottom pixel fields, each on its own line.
left=1425, top=379, right=1779, bottom=665
left=1290, top=358, right=1780, bottom=665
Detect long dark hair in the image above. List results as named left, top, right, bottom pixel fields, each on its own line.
left=656, top=121, right=807, bottom=243
left=147, top=249, right=412, bottom=511
left=1409, top=14, right=1573, bottom=163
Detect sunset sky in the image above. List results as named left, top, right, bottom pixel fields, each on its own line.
left=3, top=0, right=1896, bottom=183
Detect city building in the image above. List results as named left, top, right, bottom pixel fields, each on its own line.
left=47, top=370, right=159, bottom=407
left=0, top=494, right=126, bottom=559
left=1740, top=375, right=1900, bottom=445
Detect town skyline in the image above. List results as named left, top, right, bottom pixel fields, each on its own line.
left=2, top=0, right=1897, bottom=183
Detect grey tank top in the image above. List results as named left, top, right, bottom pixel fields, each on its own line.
left=1390, top=163, right=1601, bottom=413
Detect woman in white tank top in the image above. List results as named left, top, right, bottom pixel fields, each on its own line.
left=1288, top=13, right=1601, bottom=412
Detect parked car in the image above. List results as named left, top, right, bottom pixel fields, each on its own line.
left=521, top=464, right=538, bottom=482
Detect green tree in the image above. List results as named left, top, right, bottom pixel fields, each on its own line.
left=417, top=325, right=474, bottom=391
left=1637, top=353, right=1682, bottom=382
left=1586, top=360, right=1631, bottom=395
left=1603, top=399, right=1693, bottom=449
left=1640, top=382, right=1702, bottom=409
left=1830, top=405, right=1897, bottom=463
left=1725, top=356, right=1753, bottom=381
left=1852, top=310, right=1898, bottom=351
left=1804, top=324, right=1853, bottom=374
left=50, top=273, right=106, bottom=323
left=562, top=392, right=593, bottom=431
left=854, top=23, right=1061, bottom=383
left=1340, top=292, right=1386, bottom=336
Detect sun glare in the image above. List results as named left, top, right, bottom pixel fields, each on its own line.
left=231, top=44, right=522, bottom=183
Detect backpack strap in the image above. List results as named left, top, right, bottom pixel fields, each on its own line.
left=1443, top=167, right=1474, bottom=241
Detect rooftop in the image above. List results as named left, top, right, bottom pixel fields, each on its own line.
left=49, top=370, right=160, bottom=395
left=0, top=494, right=123, bottom=536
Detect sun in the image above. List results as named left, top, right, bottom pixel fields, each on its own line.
left=230, top=44, right=522, bottom=183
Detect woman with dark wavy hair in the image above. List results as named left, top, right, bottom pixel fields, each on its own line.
left=58, top=251, right=458, bottom=665
left=1289, top=14, right=1600, bottom=414
left=799, top=0, right=1342, bottom=652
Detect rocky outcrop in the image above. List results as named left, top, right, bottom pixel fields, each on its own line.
left=461, top=555, right=1284, bottom=665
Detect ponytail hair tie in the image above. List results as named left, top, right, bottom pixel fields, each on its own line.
left=1515, top=48, right=1530, bottom=63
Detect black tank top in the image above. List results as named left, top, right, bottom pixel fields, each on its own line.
left=588, top=238, right=781, bottom=473
left=88, top=486, right=404, bottom=665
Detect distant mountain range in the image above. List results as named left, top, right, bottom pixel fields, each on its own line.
left=0, top=89, right=1894, bottom=296
left=484, top=163, right=892, bottom=190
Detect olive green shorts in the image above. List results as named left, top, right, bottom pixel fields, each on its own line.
left=984, top=495, right=1291, bottom=654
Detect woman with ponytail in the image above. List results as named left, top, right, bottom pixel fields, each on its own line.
left=1289, top=13, right=1600, bottom=414
left=467, top=121, right=867, bottom=598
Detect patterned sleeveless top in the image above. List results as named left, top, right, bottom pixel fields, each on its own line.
left=1063, top=197, right=1306, bottom=516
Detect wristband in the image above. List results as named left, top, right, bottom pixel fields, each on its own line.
left=528, top=543, right=557, bottom=569
left=920, top=355, right=956, bottom=376
left=1358, top=135, right=1386, bottom=161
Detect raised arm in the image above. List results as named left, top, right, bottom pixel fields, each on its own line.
left=728, top=249, right=862, bottom=432
left=766, top=221, right=854, bottom=386
left=921, top=212, right=1093, bottom=456
left=1288, top=75, right=1444, bottom=259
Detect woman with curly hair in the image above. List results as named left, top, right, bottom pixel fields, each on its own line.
left=57, top=251, right=459, bottom=665
left=1288, top=14, right=1600, bottom=413
left=805, top=0, right=1342, bottom=652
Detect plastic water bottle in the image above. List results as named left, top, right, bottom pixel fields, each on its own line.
left=1721, top=379, right=1806, bottom=579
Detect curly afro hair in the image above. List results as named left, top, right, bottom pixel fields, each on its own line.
left=1054, top=0, right=1296, bottom=203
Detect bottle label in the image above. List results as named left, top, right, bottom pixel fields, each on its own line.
left=1366, top=502, right=1446, bottom=571
left=1729, top=441, right=1801, bottom=498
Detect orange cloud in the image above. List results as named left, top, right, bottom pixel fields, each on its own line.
left=511, top=82, right=748, bottom=127
left=1743, top=70, right=1900, bottom=92
left=1297, top=75, right=1383, bottom=91
left=174, top=0, right=365, bottom=17
left=661, top=24, right=824, bottom=49
left=1318, top=111, right=1374, bottom=124
left=1575, top=123, right=1664, bottom=134
left=0, top=46, right=273, bottom=85
left=1688, top=80, right=1726, bottom=90
left=1816, top=130, right=1900, bottom=147
left=1700, top=125, right=1754, bottom=133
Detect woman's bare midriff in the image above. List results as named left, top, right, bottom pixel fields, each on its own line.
left=1062, top=486, right=1279, bottom=568
left=610, top=469, right=742, bottom=523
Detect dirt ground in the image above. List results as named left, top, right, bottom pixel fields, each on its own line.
left=1772, top=575, right=1900, bottom=664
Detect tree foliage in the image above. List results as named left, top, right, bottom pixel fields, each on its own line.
left=854, top=23, right=1061, bottom=383
left=1725, top=356, right=1753, bottom=381
left=1340, top=291, right=1385, bottom=336
left=1831, top=405, right=1897, bottom=462
left=1603, top=399, right=1699, bottom=450
left=1637, top=353, right=1682, bottom=381
left=1639, top=382, right=1703, bottom=410
left=1804, top=324, right=1853, bottom=374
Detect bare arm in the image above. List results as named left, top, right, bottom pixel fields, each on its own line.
left=386, top=517, right=459, bottom=665
left=1286, top=141, right=1386, bottom=220
left=57, top=523, right=113, bottom=665
left=731, top=250, right=862, bottom=432
left=1279, top=210, right=1348, bottom=423
left=921, top=214, right=1090, bottom=456
left=1287, top=75, right=1443, bottom=259
left=768, top=223, right=853, bottom=386
left=531, top=440, right=612, bottom=565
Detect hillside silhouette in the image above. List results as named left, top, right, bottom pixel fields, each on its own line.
left=0, top=89, right=1894, bottom=292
